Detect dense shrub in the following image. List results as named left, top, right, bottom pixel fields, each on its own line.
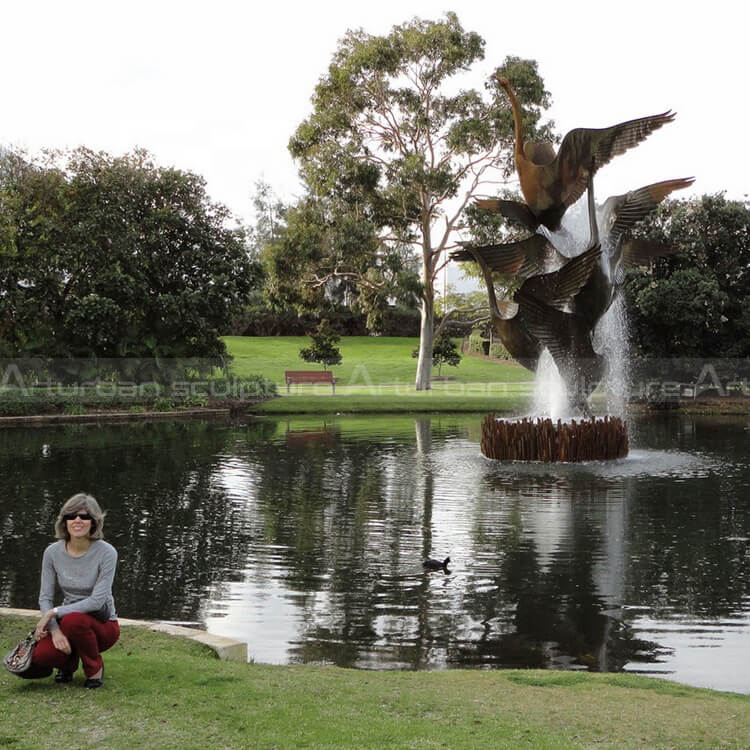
left=0, top=147, right=255, bottom=374
left=626, top=194, right=750, bottom=358
left=299, top=320, right=343, bottom=370
left=378, top=306, right=421, bottom=337
left=233, top=304, right=369, bottom=336
left=234, top=303, right=420, bottom=337
left=468, top=330, right=488, bottom=355
left=0, top=375, right=276, bottom=417
left=489, top=342, right=510, bottom=360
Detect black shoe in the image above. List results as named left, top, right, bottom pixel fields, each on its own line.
left=84, top=665, right=104, bottom=689
left=54, top=669, right=73, bottom=684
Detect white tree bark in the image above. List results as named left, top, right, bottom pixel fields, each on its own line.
left=414, top=292, right=434, bottom=390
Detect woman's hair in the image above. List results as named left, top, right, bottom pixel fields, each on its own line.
left=54, top=493, right=106, bottom=541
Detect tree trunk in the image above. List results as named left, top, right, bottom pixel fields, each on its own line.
left=415, top=210, right=435, bottom=391
left=415, top=291, right=434, bottom=390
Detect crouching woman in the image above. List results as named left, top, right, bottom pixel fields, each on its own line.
left=24, top=493, right=119, bottom=688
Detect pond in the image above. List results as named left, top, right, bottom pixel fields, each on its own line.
left=1, top=413, right=749, bottom=693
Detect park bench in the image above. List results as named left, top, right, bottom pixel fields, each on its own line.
left=284, top=370, right=336, bottom=394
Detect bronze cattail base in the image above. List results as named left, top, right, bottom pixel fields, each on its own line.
left=481, top=415, right=629, bottom=462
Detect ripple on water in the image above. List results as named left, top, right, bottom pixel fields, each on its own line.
left=474, top=447, right=723, bottom=480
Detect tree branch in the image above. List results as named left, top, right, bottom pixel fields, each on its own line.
left=307, top=267, right=387, bottom=291
left=434, top=307, right=490, bottom=338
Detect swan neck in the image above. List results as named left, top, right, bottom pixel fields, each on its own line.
left=471, top=249, right=503, bottom=321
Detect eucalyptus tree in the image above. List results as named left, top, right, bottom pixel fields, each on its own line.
left=248, top=178, right=286, bottom=258
left=289, top=13, right=551, bottom=389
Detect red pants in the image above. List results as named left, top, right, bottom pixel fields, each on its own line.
left=22, top=612, right=119, bottom=679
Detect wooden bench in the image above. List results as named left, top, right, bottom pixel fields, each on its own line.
left=284, top=370, right=335, bottom=394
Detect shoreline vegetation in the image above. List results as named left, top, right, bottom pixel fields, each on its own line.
left=1, top=615, right=748, bottom=749
left=1, top=336, right=749, bottom=420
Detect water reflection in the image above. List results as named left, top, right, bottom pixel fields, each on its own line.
left=0, top=421, right=254, bottom=621
left=1, top=414, right=749, bottom=691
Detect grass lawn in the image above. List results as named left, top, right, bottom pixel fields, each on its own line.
left=225, top=336, right=534, bottom=414
left=2, top=615, right=748, bottom=749
left=224, top=336, right=533, bottom=387
left=250, top=383, right=532, bottom=414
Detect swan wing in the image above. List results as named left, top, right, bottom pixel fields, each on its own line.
left=517, top=293, right=598, bottom=362
left=473, top=198, right=539, bottom=231
left=621, top=239, right=679, bottom=267
left=555, top=111, right=677, bottom=209
left=452, top=235, right=561, bottom=279
left=519, top=243, right=602, bottom=311
left=603, top=177, right=694, bottom=240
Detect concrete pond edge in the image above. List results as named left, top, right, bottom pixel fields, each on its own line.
left=0, top=607, right=247, bottom=662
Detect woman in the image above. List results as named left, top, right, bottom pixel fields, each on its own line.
left=24, top=493, right=119, bottom=688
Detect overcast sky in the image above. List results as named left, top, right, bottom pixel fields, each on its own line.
left=3, top=0, right=747, bottom=232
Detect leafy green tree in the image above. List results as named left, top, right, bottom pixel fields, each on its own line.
left=299, top=320, right=342, bottom=370
left=412, top=332, right=461, bottom=376
left=625, top=193, right=750, bottom=357
left=0, top=146, right=255, bottom=376
left=0, top=148, right=67, bottom=357
left=628, top=268, right=728, bottom=356
left=262, top=192, right=421, bottom=332
left=231, top=179, right=294, bottom=336
left=248, top=178, right=286, bottom=259
left=288, top=13, right=552, bottom=389
left=239, top=180, right=420, bottom=336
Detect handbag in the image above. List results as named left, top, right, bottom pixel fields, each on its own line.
left=3, top=630, right=36, bottom=674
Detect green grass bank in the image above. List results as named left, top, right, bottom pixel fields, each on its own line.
left=250, top=384, right=532, bottom=414
left=2, top=616, right=748, bottom=749
left=225, top=335, right=532, bottom=387
left=227, top=336, right=534, bottom=414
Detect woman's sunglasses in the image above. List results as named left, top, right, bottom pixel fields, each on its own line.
left=63, top=512, right=93, bottom=522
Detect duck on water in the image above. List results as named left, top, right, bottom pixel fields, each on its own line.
left=423, top=556, right=451, bottom=571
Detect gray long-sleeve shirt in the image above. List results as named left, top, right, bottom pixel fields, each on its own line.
left=38, top=540, right=118, bottom=631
